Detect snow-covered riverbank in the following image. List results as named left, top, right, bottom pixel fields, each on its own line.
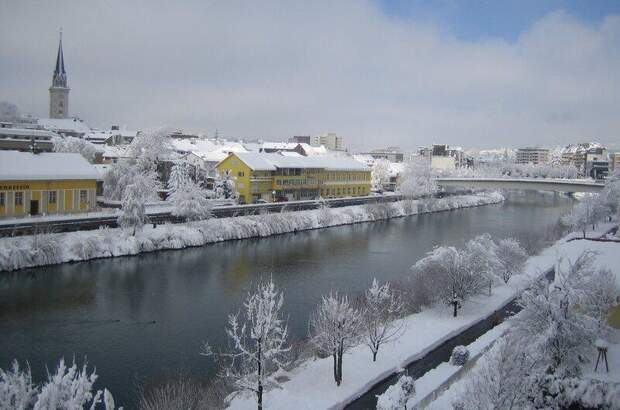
left=0, top=193, right=503, bottom=272
left=227, top=222, right=617, bottom=410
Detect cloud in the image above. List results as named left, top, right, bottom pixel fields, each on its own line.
left=0, top=0, right=619, bottom=150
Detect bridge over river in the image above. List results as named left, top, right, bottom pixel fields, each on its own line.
left=437, top=177, right=605, bottom=193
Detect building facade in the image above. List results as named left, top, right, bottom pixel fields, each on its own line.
left=0, top=152, right=98, bottom=218
left=49, top=32, right=70, bottom=119
left=609, top=153, right=620, bottom=174
left=216, top=152, right=371, bottom=203
left=516, top=147, right=549, bottom=165
left=312, top=133, right=344, bottom=151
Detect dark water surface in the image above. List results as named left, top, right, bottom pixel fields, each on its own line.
left=0, top=192, right=574, bottom=406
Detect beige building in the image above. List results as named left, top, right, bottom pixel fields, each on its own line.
left=516, top=147, right=549, bottom=165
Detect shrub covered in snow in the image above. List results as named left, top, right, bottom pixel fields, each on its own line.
left=450, top=345, right=470, bottom=366
left=376, top=374, right=415, bottom=410
left=0, top=359, right=119, bottom=409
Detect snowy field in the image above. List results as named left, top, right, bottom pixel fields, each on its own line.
left=227, top=223, right=616, bottom=410
left=0, top=193, right=502, bottom=272
left=425, top=231, right=620, bottom=410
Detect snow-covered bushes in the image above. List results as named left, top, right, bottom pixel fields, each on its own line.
left=444, top=162, right=581, bottom=180
left=450, top=345, right=470, bottom=366
left=376, top=374, right=415, bottom=410
left=138, top=374, right=212, bottom=410
left=0, top=194, right=504, bottom=272
left=0, top=359, right=119, bottom=409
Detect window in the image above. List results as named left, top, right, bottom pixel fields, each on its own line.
left=15, top=192, right=23, bottom=206
left=48, top=191, right=57, bottom=204
left=80, top=190, right=88, bottom=204
left=0, top=192, right=4, bottom=207
left=238, top=171, right=245, bottom=177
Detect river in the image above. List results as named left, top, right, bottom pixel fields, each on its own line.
left=0, top=192, right=574, bottom=407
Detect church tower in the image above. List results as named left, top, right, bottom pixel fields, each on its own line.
left=49, top=30, right=70, bottom=119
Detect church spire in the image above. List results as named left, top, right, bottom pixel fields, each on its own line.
left=49, top=29, right=70, bottom=119
left=52, top=29, right=67, bottom=87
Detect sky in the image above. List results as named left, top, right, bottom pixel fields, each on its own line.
left=0, top=0, right=619, bottom=151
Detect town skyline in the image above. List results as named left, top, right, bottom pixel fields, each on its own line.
left=1, top=0, right=619, bottom=150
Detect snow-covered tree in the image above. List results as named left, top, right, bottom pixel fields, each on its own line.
left=376, top=374, right=415, bottom=410
left=361, top=279, right=405, bottom=362
left=52, top=136, right=102, bottom=163
left=167, top=162, right=191, bottom=197
left=128, top=128, right=173, bottom=163
left=372, top=159, right=391, bottom=191
left=103, top=160, right=160, bottom=202
left=167, top=162, right=212, bottom=221
left=511, top=256, right=600, bottom=377
left=562, top=196, right=602, bottom=238
left=309, top=293, right=362, bottom=386
left=411, top=246, right=487, bottom=317
left=454, top=337, right=536, bottom=410
left=117, top=183, right=148, bottom=236
left=215, top=170, right=238, bottom=201
left=495, top=238, right=528, bottom=284
left=0, top=358, right=120, bottom=410
left=399, top=157, right=437, bottom=199
left=203, top=279, right=289, bottom=410
left=316, top=196, right=333, bottom=225
left=170, top=181, right=212, bottom=221
left=463, top=234, right=500, bottom=294
left=0, top=101, right=20, bottom=122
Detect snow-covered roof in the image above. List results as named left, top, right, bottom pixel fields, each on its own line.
left=562, top=142, right=604, bottom=154
left=260, top=142, right=299, bottom=150
left=171, top=137, right=249, bottom=163
left=37, top=118, right=91, bottom=133
left=298, top=143, right=328, bottom=156
left=0, top=128, right=59, bottom=139
left=227, top=152, right=369, bottom=172
left=0, top=151, right=99, bottom=181
left=101, top=145, right=130, bottom=158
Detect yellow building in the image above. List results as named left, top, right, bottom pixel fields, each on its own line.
left=0, top=151, right=99, bottom=218
left=216, top=152, right=371, bottom=203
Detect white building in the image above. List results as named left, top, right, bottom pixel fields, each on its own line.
left=516, top=147, right=549, bottom=165
left=312, top=133, right=344, bottom=151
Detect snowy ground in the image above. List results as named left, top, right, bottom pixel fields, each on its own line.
left=227, top=223, right=616, bottom=410
left=0, top=193, right=503, bottom=272
left=426, top=230, right=620, bottom=410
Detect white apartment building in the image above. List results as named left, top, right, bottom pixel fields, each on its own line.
left=312, top=133, right=344, bottom=151
left=516, top=147, right=549, bottom=165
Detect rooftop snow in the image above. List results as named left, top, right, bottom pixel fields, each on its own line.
left=0, top=151, right=99, bottom=181
left=230, top=152, right=369, bottom=171
left=0, top=128, right=60, bottom=138
left=37, top=118, right=91, bottom=133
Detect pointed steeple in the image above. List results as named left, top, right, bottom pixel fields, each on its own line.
left=49, top=29, right=70, bottom=119
left=52, top=29, right=67, bottom=87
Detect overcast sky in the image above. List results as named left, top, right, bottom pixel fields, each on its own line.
left=1, top=0, right=619, bottom=150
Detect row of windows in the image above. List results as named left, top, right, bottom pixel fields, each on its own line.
left=321, top=186, right=367, bottom=196
left=0, top=190, right=89, bottom=207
